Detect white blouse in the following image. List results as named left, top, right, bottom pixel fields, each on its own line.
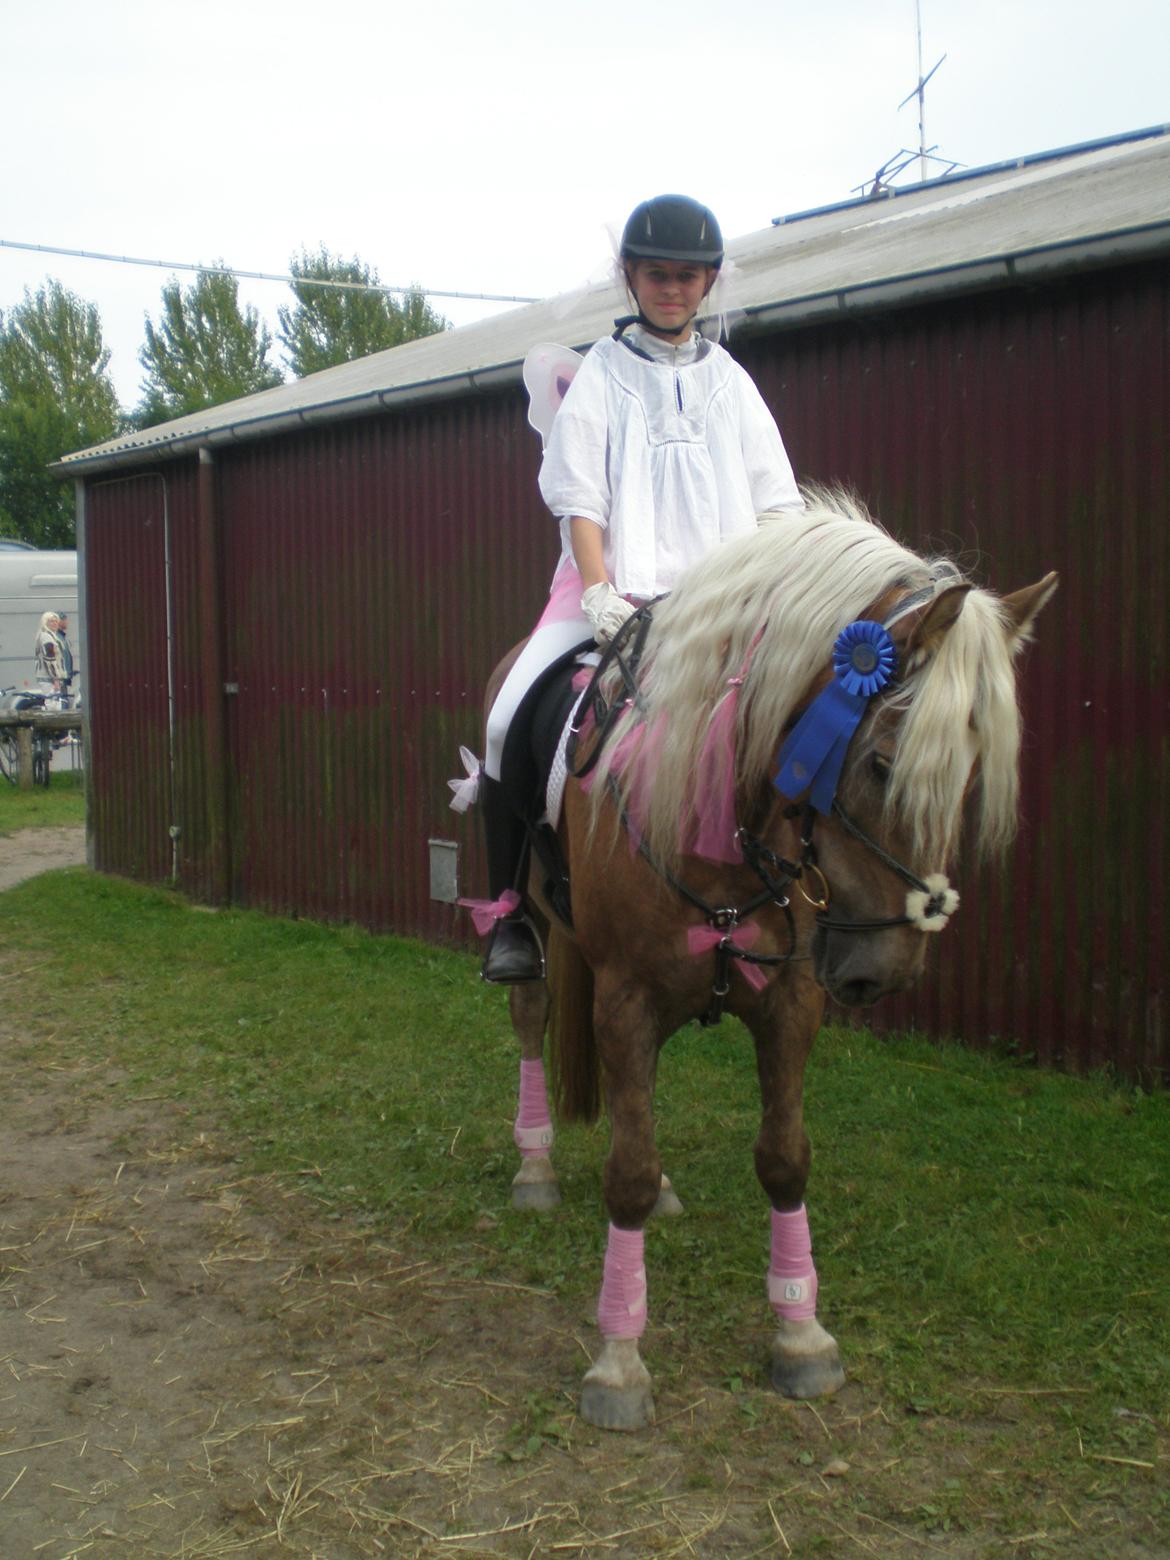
left=538, top=330, right=801, bottom=599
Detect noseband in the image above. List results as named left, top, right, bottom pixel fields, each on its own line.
left=792, top=801, right=960, bottom=935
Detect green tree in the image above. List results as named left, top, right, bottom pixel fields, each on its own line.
left=137, top=267, right=283, bottom=427
left=278, top=246, right=447, bottom=379
left=0, top=279, right=121, bottom=547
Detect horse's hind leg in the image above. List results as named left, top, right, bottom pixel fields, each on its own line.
left=509, top=982, right=561, bottom=1211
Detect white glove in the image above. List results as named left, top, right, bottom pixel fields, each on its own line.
left=581, top=582, right=636, bottom=646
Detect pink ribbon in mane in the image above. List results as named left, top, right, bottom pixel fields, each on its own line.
left=580, top=711, right=666, bottom=855
left=686, top=626, right=767, bottom=864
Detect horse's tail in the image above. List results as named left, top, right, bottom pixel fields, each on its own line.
left=546, top=923, right=600, bottom=1124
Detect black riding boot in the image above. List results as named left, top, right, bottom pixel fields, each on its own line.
left=479, top=776, right=545, bottom=984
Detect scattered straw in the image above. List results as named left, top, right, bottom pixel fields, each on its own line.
left=0, top=1434, right=85, bottom=1459
left=0, top=1465, right=27, bottom=1501
left=767, top=1499, right=792, bottom=1555
left=855, top=1510, right=954, bottom=1553
left=1084, top=1453, right=1155, bottom=1469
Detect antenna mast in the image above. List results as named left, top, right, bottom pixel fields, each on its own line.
left=850, top=0, right=960, bottom=199
left=899, top=0, right=946, bottom=182
left=915, top=0, right=928, bottom=180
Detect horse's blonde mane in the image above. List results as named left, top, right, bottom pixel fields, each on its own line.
left=590, top=489, right=1023, bottom=873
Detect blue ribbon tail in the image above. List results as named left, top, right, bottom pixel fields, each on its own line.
left=809, top=722, right=856, bottom=813
left=774, top=682, right=866, bottom=808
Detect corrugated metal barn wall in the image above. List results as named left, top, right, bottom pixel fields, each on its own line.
left=81, top=397, right=556, bottom=940
left=737, top=259, right=1168, bottom=1083
left=85, top=467, right=213, bottom=891
left=80, top=258, right=1166, bottom=1082
left=214, top=397, right=553, bottom=938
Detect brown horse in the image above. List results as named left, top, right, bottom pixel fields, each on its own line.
left=471, top=493, right=1055, bottom=1431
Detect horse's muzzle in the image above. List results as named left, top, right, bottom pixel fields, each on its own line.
left=812, top=923, right=923, bottom=1008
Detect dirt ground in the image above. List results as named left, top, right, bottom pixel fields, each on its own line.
left=0, top=831, right=1161, bottom=1558
left=0, top=824, right=87, bottom=890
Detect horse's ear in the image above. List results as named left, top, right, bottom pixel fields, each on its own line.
left=896, top=583, right=973, bottom=660
left=1000, top=572, right=1059, bottom=646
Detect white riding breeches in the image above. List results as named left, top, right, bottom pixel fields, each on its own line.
left=484, top=614, right=593, bottom=780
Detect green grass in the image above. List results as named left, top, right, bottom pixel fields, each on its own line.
left=2, top=866, right=1167, bottom=1549
left=0, top=766, right=85, bottom=833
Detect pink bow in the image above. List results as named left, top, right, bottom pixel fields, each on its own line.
left=458, top=888, right=521, bottom=937
left=686, top=921, right=769, bottom=992
left=447, top=746, right=482, bottom=814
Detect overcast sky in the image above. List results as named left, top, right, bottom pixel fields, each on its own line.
left=3, top=0, right=1167, bottom=408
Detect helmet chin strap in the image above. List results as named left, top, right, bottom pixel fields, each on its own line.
left=615, top=279, right=707, bottom=344
left=613, top=312, right=698, bottom=349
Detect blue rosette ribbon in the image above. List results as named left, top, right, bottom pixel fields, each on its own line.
left=773, top=620, right=897, bottom=813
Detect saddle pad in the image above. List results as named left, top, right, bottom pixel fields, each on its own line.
left=545, top=685, right=590, bottom=829
left=499, top=643, right=598, bottom=820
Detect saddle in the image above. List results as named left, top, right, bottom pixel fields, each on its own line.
left=498, top=641, right=595, bottom=929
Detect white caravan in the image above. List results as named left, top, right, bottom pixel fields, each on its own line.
left=0, top=546, right=82, bottom=699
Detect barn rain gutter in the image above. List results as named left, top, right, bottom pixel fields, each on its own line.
left=742, top=221, right=1170, bottom=333
left=51, top=220, right=1170, bottom=479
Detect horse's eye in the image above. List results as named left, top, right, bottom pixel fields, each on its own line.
left=870, top=753, right=892, bottom=787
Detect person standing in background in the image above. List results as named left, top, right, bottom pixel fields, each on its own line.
left=34, top=611, right=73, bottom=704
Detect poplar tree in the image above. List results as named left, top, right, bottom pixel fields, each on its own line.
left=278, top=246, right=447, bottom=379
left=0, top=280, right=121, bottom=546
left=137, top=268, right=283, bottom=427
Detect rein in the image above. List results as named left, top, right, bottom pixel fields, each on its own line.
left=566, top=601, right=657, bottom=782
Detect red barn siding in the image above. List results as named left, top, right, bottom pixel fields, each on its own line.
left=79, top=260, right=1168, bottom=1082
left=207, top=395, right=553, bottom=940
left=737, top=262, right=1168, bottom=1082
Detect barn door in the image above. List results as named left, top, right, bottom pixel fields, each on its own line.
left=83, top=474, right=176, bottom=882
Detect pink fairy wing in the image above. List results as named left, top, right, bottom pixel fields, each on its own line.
left=522, top=342, right=584, bottom=449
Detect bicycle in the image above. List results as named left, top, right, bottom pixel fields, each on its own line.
left=0, top=688, right=53, bottom=787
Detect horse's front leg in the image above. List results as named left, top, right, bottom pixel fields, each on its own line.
left=748, top=981, right=846, bottom=1401
left=509, top=982, right=561, bottom=1211
left=580, top=980, right=661, bottom=1432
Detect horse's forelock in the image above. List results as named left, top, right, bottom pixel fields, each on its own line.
left=883, top=587, right=1022, bottom=863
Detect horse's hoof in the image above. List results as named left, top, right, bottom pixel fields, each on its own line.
left=580, top=1337, right=655, bottom=1431
left=580, top=1379, right=655, bottom=1431
left=769, top=1316, right=846, bottom=1400
left=511, top=1178, right=562, bottom=1211
left=651, top=1173, right=684, bottom=1218
left=511, top=1156, right=561, bottom=1212
left=770, top=1348, right=846, bottom=1400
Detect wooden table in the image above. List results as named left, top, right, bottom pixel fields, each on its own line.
left=0, top=711, right=85, bottom=789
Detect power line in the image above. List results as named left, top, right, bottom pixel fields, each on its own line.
left=0, top=238, right=540, bottom=305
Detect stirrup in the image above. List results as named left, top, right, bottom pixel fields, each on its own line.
left=481, top=914, right=545, bottom=984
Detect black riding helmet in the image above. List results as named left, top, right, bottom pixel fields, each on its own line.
left=620, top=194, right=724, bottom=270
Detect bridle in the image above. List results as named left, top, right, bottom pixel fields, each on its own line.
left=568, top=587, right=961, bottom=1023
left=812, top=800, right=958, bottom=933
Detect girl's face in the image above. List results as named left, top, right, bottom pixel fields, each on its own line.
left=626, top=259, right=716, bottom=342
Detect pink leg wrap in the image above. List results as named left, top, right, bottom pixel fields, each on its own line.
left=768, top=1205, right=819, bottom=1321
left=513, top=1059, right=554, bottom=1157
left=597, top=1224, right=648, bottom=1339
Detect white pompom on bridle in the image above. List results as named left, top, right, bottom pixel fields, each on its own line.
left=905, top=874, right=960, bottom=933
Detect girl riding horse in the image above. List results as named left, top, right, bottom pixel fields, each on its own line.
left=474, top=194, right=804, bottom=983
